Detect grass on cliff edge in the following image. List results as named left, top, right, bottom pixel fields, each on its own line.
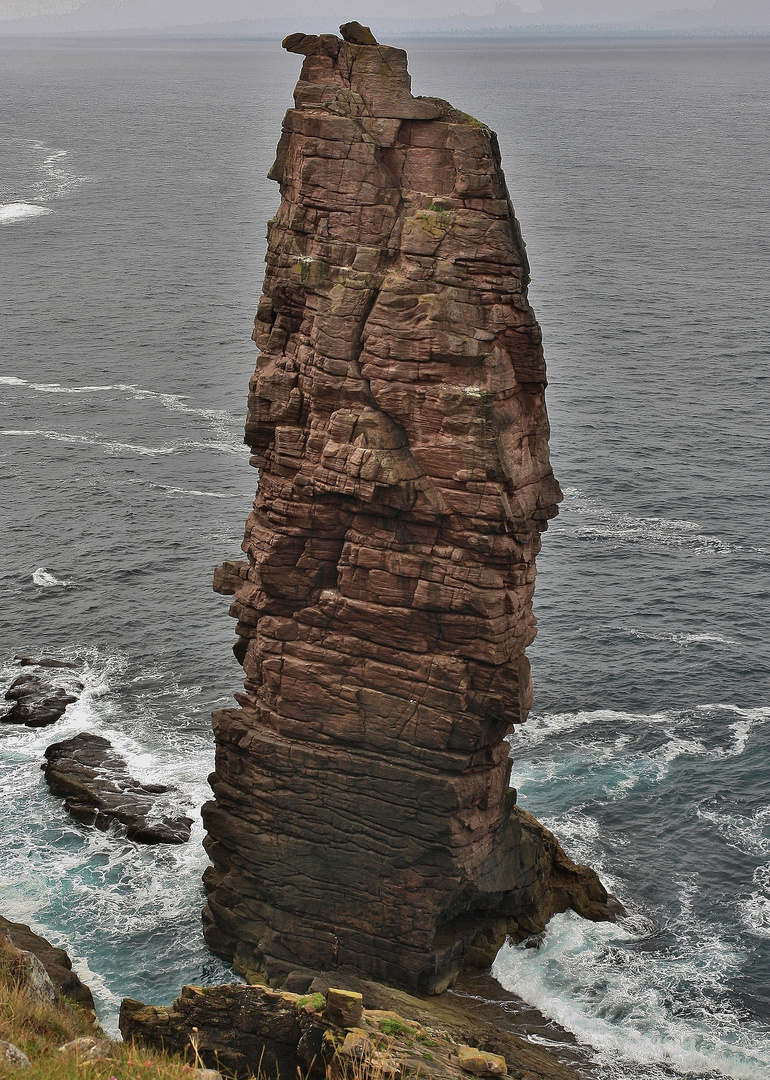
left=0, top=938, right=204, bottom=1080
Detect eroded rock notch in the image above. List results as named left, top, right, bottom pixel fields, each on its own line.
left=203, top=26, right=617, bottom=993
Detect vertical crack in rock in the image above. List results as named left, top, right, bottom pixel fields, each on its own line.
left=203, top=26, right=620, bottom=994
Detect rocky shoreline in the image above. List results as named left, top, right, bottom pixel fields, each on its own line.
left=2, top=912, right=595, bottom=1079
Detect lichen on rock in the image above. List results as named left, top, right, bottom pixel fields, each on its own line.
left=202, top=26, right=619, bottom=994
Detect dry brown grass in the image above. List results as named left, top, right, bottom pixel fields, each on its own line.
left=0, top=937, right=208, bottom=1080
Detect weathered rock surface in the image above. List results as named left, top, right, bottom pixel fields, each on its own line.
left=0, top=916, right=95, bottom=1009
left=43, top=733, right=193, bottom=845
left=2, top=657, right=83, bottom=727
left=0, top=1040, right=31, bottom=1069
left=57, top=1037, right=113, bottom=1062
left=203, top=27, right=618, bottom=993
left=120, top=982, right=581, bottom=1080
left=0, top=918, right=92, bottom=1008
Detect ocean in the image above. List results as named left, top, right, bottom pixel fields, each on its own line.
left=1, top=33, right=768, bottom=1080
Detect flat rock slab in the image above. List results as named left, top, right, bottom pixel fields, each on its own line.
left=43, top=733, right=193, bottom=845
left=2, top=658, right=84, bottom=727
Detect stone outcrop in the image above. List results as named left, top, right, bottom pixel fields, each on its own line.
left=43, top=733, right=193, bottom=845
left=0, top=916, right=95, bottom=1009
left=121, top=982, right=581, bottom=1080
left=203, top=26, right=617, bottom=993
left=2, top=658, right=83, bottom=727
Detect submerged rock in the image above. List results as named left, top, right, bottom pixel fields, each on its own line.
left=0, top=916, right=95, bottom=1009
left=202, top=28, right=619, bottom=993
left=43, top=733, right=193, bottom=845
left=2, top=658, right=83, bottom=727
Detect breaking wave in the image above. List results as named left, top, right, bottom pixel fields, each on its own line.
left=32, top=568, right=76, bottom=588
left=0, top=202, right=53, bottom=225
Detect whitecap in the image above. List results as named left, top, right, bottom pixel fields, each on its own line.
left=31, top=142, right=91, bottom=201
left=32, top=567, right=75, bottom=588
left=512, top=708, right=668, bottom=749
left=492, top=911, right=770, bottom=1080
left=558, top=484, right=754, bottom=555
left=3, top=429, right=177, bottom=456
left=145, top=482, right=244, bottom=499
left=697, top=804, right=770, bottom=859
left=742, top=865, right=770, bottom=939
left=611, top=625, right=738, bottom=647
left=0, top=202, right=53, bottom=225
left=0, top=379, right=242, bottom=443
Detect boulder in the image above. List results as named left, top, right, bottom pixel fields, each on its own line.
left=43, top=733, right=193, bottom=845
left=58, top=1037, right=113, bottom=1062
left=7, top=947, right=57, bottom=1008
left=339, top=21, right=378, bottom=45
left=0, top=1041, right=31, bottom=1068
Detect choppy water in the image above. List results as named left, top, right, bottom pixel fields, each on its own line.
left=1, top=34, right=768, bottom=1077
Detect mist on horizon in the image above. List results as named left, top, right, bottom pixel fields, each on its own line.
left=2, top=0, right=769, bottom=34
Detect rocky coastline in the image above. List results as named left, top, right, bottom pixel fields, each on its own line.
left=1, top=24, right=620, bottom=1080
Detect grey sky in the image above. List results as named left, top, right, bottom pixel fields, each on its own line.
left=1, top=0, right=768, bottom=31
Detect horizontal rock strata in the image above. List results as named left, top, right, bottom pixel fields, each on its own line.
left=121, top=982, right=561, bottom=1080
left=203, top=26, right=617, bottom=993
left=44, top=733, right=193, bottom=845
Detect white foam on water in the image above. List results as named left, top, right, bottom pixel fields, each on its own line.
left=2, top=426, right=243, bottom=458
left=0, top=202, right=53, bottom=224
left=559, top=485, right=763, bottom=555
left=31, top=142, right=91, bottom=201
left=493, top=911, right=770, bottom=1080
left=0, top=375, right=241, bottom=440
left=0, top=647, right=234, bottom=1032
left=144, top=482, right=244, bottom=499
left=32, top=567, right=75, bottom=588
left=742, top=865, right=770, bottom=939
left=2, top=428, right=178, bottom=455
left=515, top=705, right=767, bottom=772
left=611, top=625, right=738, bottom=648
left=697, top=804, right=770, bottom=860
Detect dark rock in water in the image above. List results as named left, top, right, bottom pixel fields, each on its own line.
left=202, top=31, right=621, bottom=994
left=14, top=654, right=83, bottom=670
left=43, top=733, right=193, bottom=845
left=2, top=666, right=84, bottom=728
left=0, top=916, right=95, bottom=1009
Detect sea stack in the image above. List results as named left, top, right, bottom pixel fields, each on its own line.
left=203, top=25, right=617, bottom=993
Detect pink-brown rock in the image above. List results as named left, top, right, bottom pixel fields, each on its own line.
left=202, top=28, right=619, bottom=994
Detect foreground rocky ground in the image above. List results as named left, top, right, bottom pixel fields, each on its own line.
left=0, top=918, right=589, bottom=1080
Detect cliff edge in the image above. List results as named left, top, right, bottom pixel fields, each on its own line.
left=203, top=23, right=618, bottom=994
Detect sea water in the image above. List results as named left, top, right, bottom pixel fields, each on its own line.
left=0, top=35, right=768, bottom=1078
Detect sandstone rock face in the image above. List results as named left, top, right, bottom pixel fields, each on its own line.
left=203, top=28, right=617, bottom=993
